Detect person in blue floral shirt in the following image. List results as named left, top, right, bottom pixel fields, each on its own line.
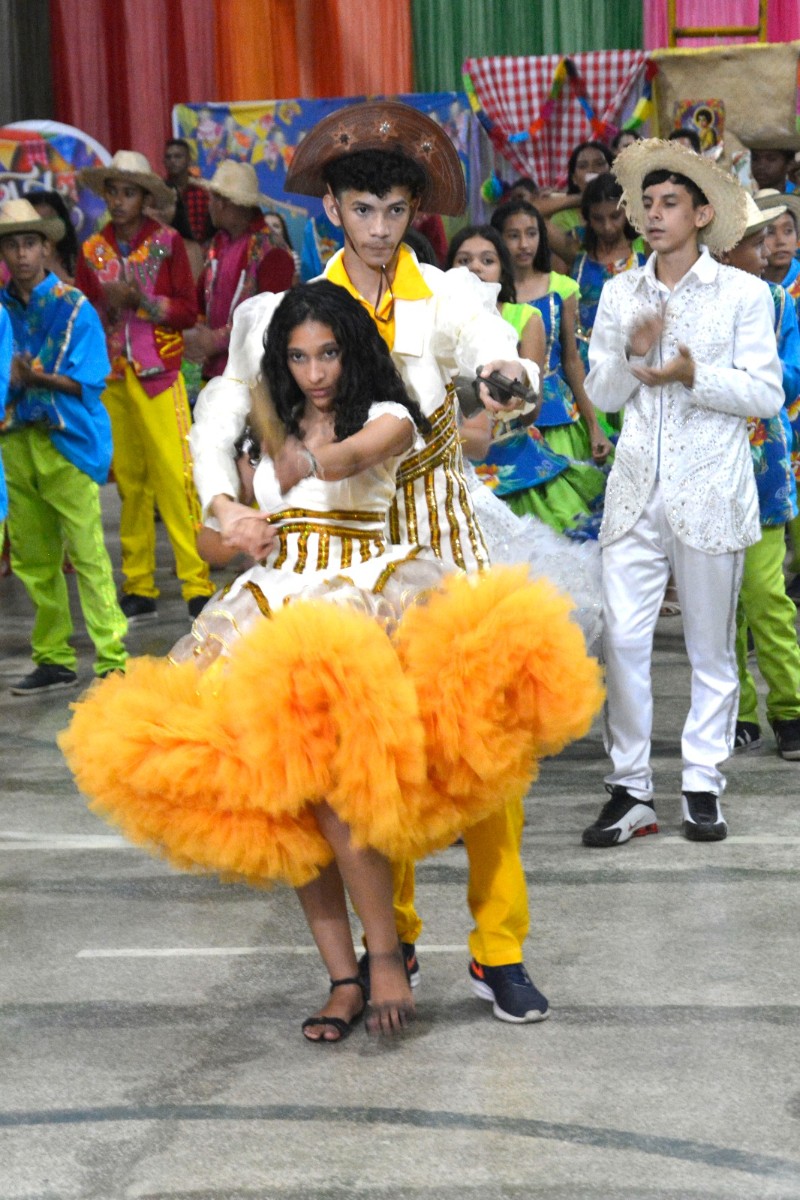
left=719, top=193, right=800, bottom=761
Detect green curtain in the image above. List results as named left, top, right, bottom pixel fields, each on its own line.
left=412, top=0, right=643, bottom=93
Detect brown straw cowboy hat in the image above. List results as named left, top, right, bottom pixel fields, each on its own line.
left=284, top=100, right=466, bottom=216
left=78, top=150, right=174, bottom=209
left=0, top=197, right=65, bottom=244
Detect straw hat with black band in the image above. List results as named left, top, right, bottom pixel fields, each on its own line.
left=0, top=197, right=65, bottom=245
left=284, top=100, right=466, bottom=217
left=78, top=150, right=173, bottom=210
left=613, top=137, right=748, bottom=256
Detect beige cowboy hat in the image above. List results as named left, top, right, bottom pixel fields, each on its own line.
left=753, top=187, right=800, bottom=227
left=0, top=197, right=65, bottom=244
left=613, top=137, right=748, bottom=255
left=284, top=100, right=466, bottom=216
left=77, top=150, right=173, bottom=209
left=739, top=192, right=787, bottom=239
left=196, top=161, right=269, bottom=208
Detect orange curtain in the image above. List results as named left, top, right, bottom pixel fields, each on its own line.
left=296, top=0, right=413, bottom=97
left=214, top=0, right=300, bottom=101
left=215, top=0, right=413, bottom=102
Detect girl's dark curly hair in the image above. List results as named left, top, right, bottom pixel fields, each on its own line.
left=445, top=224, right=517, bottom=303
left=580, top=173, right=638, bottom=257
left=490, top=199, right=552, bottom=274
left=261, top=281, right=431, bottom=443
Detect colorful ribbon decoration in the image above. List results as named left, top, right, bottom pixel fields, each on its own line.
left=623, top=60, right=659, bottom=132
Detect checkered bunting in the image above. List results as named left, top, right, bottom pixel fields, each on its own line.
left=464, top=51, right=649, bottom=188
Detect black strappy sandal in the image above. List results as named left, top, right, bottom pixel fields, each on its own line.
left=301, top=976, right=366, bottom=1044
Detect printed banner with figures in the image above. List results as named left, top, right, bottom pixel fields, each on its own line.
left=0, top=120, right=111, bottom=245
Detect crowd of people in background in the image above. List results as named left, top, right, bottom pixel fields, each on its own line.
left=3, top=119, right=800, bottom=782
left=4, top=99, right=800, bottom=1042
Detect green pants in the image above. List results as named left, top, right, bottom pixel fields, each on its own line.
left=736, top=524, right=800, bottom=725
left=3, top=426, right=127, bottom=675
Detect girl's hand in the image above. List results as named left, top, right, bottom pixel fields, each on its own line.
left=590, top=429, right=613, bottom=464
left=211, top=496, right=276, bottom=558
left=273, top=436, right=316, bottom=494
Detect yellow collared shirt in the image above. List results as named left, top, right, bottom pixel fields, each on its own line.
left=325, top=245, right=433, bottom=351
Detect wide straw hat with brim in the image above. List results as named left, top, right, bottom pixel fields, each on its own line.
left=77, top=150, right=173, bottom=209
left=754, top=187, right=800, bottom=227
left=196, top=161, right=269, bottom=208
left=741, top=192, right=786, bottom=238
left=284, top=100, right=466, bottom=217
left=0, top=197, right=65, bottom=244
left=613, top=137, right=748, bottom=255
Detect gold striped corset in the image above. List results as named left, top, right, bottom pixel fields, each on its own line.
left=394, top=393, right=458, bottom=486
left=265, top=508, right=388, bottom=574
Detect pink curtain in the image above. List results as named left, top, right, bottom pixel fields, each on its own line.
left=644, top=0, right=800, bottom=49
left=51, top=0, right=216, bottom=168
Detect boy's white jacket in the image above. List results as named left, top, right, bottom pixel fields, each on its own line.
left=190, top=254, right=539, bottom=520
left=586, top=251, right=784, bottom=553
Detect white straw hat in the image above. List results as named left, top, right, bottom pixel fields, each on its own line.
left=0, top=197, right=65, bottom=244
left=77, top=150, right=173, bottom=209
left=613, top=137, right=748, bottom=255
left=196, top=161, right=268, bottom=208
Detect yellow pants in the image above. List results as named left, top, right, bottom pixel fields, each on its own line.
left=103, top=367, right=212, bottom=602
left=393, top=796, right=529, bottom=966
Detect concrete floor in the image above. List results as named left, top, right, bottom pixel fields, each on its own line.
left=2, top=484, right=800, bottom=1200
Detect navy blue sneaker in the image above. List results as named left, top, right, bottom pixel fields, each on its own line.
left=469, top=959, right=549, bottom=1023
left=120, top=593, right=157, bottom=623
left=681, top=791, right=727, bottom=841
left=358, top=941, right=419, bottom=996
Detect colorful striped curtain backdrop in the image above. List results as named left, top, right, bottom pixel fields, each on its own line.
left=1, top=1, right=798, bottom=170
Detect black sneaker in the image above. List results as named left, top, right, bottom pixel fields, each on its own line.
left=581, top=786, right=658, bottom=848
left=786, top=574, right=800, bottom=605
left=187, top=595, right=210, bottom=620
left=734, top=721, right=762, bottom=753
left=681, top=791, right=727, bottom=841
left=358, top=941, right=420, bottom=996
left=10, top=663, right=79, bottom=696
left=772, top=718, right=800, bottom=761
left=469, top=959, right=549, bottom=1023
left=120, top=594, right=158, bottom=623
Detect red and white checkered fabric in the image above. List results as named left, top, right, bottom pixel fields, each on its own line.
left=465, top=51, right=648, bottom=187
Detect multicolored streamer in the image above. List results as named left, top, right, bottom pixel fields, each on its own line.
left=623, top=60, right=659, bottom=132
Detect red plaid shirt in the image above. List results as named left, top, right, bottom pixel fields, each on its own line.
left=181, top=183, right=212, bottom=244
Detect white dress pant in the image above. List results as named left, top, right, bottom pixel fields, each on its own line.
left=601, top=484, right=744, bottom=799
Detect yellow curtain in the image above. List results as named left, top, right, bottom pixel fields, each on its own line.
left=214, top=0, right=300, bottom=101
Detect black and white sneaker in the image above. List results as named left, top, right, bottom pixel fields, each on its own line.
left=120, top=594, right=158, bottom=623
left=581, top=786, right=658, bottom=848
left=469, top=959, right=549, bottom=1023
left=10, top=663, right=79, bottom=696
left=734, top=721, right=762, bottom=753
left=772, top=718, right=800, bottom=761
left=681, top=791, right=727, bottom=841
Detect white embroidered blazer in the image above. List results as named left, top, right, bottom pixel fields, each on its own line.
left=586, top=251, right=784, bottom=553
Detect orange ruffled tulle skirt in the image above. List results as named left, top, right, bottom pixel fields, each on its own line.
left=59, top=566, right=604, bottom=888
